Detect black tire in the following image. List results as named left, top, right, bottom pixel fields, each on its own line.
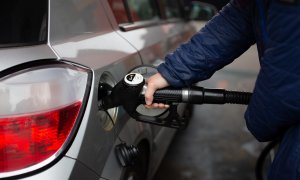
left=122, top=143, right=149, bottom=180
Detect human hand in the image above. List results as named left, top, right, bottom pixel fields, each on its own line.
left=144, top=73, right=170, bottom=109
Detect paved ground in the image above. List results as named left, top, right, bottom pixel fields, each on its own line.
left=154, top=46, right=266, bottom=180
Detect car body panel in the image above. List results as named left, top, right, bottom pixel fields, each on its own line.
left=48, top=0, right=149, bottom=176
left=0, top=45, right=57, bottom=71
left=22, top=157, right=99, bottom=180
left=49, top=0, right=140, bottom=70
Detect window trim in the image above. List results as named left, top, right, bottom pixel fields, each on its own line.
left=0, top=41, right=47, bottom=49
left=123, top=0, right=133, bottom=22
left=119, top=18, right=183, bottom=32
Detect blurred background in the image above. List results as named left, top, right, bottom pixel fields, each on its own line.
left=184, top=0, right=230, bottom=10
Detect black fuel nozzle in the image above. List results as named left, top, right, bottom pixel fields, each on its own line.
left=99, top=71, right=252, bottom=129
left=99, top=73, right=145, bottom=111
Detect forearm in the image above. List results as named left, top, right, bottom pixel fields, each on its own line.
left=158, top=0, right=255, bottom=87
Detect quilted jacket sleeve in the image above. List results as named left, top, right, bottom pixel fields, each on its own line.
left=157, top=0, right=256, bottom=87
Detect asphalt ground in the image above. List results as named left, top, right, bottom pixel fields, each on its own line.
left=154, top=46, right=265, bottom=180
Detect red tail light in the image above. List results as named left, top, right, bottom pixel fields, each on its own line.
left=0, top=61, right=91, bottom=178
left=0, top=101, right=81, bottom=172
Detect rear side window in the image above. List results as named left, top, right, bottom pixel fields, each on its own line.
left=108, top=0, right=129, bottom=24
left=127, top=0, right=159, bottom=22
left=0, top=0, right=48, bottom=47
left=109, top=0, right=159, bottom=24
left=162, top=0, right=181, bottom=19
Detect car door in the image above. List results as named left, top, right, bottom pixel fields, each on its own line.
left=103, top=0, right=197, bottom=176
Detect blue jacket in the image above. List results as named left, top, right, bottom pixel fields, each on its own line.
left=157, top=0, right=300, bottom=179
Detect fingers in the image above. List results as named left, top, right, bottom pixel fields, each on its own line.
left=145, top=81, right=156, bottom=105
left=144, top=73, right=170, bottom=108
left=145, top=103, right=170, bottom=109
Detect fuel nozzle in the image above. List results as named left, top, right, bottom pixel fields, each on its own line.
left=99, top=67, right=252, bottom=129
left=99, top=73, right=145, bottom=111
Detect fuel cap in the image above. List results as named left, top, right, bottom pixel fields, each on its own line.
left=124, top=73, right=144, bottom=86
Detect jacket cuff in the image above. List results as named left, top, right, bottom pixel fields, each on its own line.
left=157, top=63, right=185, bottom=88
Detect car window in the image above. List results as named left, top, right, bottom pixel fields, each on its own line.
left=190, top=2, right=217, bottom=21
left=0, top=0, right=48, bottom=47
left=161, top=0, right=181, bottom=19
left=126, top=0, right=159, bottom=22
left=108, top=0, right=129, bottom=24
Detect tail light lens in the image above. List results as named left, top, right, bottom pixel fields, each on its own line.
left=0, top=61, right=91, bottom=178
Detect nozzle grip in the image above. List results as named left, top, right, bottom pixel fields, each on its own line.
left=139, top=87, right=183, bottom=104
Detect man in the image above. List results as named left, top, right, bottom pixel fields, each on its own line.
left=145, top=0, right=300, bottom=179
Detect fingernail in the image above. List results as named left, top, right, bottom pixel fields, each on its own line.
left=146, top=101, right=151, bottom=105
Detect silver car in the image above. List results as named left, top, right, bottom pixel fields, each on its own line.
left=0, top=0, right=198, bottom=179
